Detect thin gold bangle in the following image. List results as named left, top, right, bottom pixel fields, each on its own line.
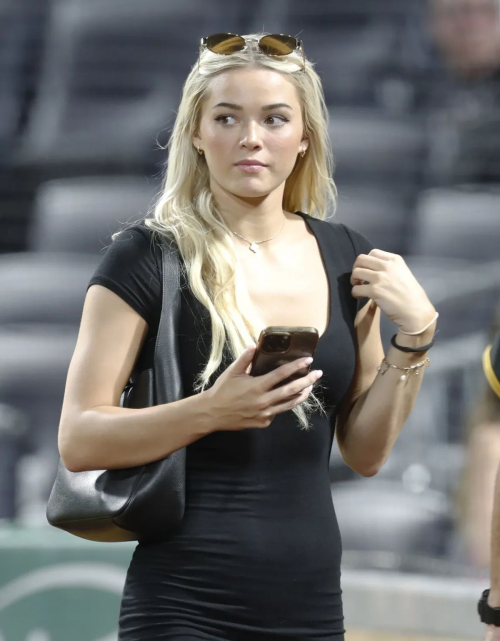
left=398, top=311, right=439, bottom=335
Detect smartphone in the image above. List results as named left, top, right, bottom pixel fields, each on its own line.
left=249, top=326, right=319, bottom=389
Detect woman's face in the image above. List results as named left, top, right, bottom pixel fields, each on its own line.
left=192, top=67, right=309, bottom=199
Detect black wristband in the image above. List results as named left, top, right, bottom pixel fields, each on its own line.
left=478, top=588, right=500, bottom=626
left=390, top=330, right=438, bottom=353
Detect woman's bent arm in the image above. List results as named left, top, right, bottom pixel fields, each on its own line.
left=58, top=284, right=217, bottom=473
left=60, top=392, right=215, bottom=472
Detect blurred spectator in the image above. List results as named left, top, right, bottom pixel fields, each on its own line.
left=430, top=0, right=500, bottom=81
left=454, top=300, right=500, bottom=568
left=375, top=0, right=500, bottom=185
left=424, top=0, right=500, bottom=185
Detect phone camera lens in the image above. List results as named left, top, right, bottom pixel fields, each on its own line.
left=263, top=333, right=291, bottom=353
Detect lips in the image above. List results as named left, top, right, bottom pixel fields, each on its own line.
left=235, top=160, right=267, bottom=166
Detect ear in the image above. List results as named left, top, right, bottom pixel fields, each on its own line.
left=192, top=133, right=202, bottom=150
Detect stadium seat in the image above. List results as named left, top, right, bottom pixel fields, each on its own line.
left=0, top=176, right=157, bottom=520
left=0, top=0, right=47, bottom=152
left=332, top=479, right=453, bottom=560
left=14, top=0, right=240, bottom=170
left=0, top=327, right=79, bottom=520
left=332, top=184, right=410, bottom=255
left=28, top=175, right=158, bottom=254
left=408, top=186, right=500, bottom=263
left=328, top=108, right=426, bottom=190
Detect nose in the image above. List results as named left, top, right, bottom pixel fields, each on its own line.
left=240, top=120, right=263, bottom=149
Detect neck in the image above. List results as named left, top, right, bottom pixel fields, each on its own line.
left=212, top=183, right=289, bottom=242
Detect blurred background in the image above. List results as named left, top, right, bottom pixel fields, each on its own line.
left=0, top=0, right=499, bottom=639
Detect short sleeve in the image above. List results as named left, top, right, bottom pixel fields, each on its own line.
left=340, top=223, right=375, bottom=314
left=86, top=224, right=162, bottom=333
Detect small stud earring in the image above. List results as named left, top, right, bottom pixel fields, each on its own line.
left=300, top=149, right=306, bottom=158
left=196, top=146, right=204, bottom=155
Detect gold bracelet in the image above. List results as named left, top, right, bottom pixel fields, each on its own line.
left=377, top=356, right=431, bottom=381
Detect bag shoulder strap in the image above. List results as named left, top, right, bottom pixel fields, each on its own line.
left=154, top=235, right=184, bottom=404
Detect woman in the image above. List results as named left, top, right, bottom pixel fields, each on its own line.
left=58, top=33, right=438, bottom=640
left=455, top=301, right=500, bottom=570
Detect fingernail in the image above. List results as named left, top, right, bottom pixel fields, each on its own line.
left=304, top=357, right=313, bottom=364
left=316, top=370, right=323, bottom=377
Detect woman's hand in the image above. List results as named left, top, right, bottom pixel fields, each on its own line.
left=483, top=624, right=500, bottom=640
left=204, top=346, right=323, bottom=431
left=350, top=249, right=437, bottom=332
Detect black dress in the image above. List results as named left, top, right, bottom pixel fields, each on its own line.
left=87, top=211, right=374, bottom=641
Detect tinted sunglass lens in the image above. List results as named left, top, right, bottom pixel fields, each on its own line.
left=259, top=34, right=298, bottom=55
left=206, top=33, right=245, bottom=54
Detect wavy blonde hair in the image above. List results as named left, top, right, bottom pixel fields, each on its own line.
left=115, top=33, right=338, bottom=430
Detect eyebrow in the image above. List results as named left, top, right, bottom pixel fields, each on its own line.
left=212, top=102, right=293, bottom=111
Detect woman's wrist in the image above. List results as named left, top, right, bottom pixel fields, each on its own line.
left=383, top=320, right=437, bottom=369
left=195, top=389, right=221, bottom=435
left=488, top=588, right=500, bottom=608
left=395, top=320, right=438, bottom=350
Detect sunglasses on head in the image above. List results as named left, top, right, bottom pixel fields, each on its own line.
left=198, top=33, right=306, bottom=72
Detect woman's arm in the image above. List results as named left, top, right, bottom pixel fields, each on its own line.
left=337, top=243, right=439, bottom=477
left=484, top=450, right=500, bottom=641
left=62, top=394, right=214, bottom=472
left=460, top=423, right=500, bottom=569
left=58, top=284, right=216, bottom=472
left=488, top=460, right=500, bottom=604
left=336, top=318, right=438, bottom=477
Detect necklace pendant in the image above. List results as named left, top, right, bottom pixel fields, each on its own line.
left=249, top=242, right=260, bottom=253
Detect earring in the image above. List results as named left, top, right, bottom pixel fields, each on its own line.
left=300, top=149, right=306, bottom=157
left=196, top=146, right=204, bottom=155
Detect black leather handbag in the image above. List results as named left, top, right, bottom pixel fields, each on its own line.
left=46, top=235, right=186, bottom=543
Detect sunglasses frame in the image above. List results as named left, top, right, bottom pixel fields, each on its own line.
left=198, top=33, right=306, bottom=72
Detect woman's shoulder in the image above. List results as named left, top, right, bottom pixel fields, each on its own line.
left=109, top=219, right=161, bottom=252
left=86, top=219, right=163, bottom=329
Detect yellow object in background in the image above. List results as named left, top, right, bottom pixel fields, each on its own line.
left=483, top=335, right=500, bottom=399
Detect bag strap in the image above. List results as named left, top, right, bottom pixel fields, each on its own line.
left=154, top=235, right=185, bottom=405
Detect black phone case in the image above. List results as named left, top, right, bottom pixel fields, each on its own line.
left=249, top=326, right=319, bottom=389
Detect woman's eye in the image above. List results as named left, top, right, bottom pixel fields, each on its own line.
left=264, top=115, right=289, bottom=126
left=214, top=115, right=236, bottom=125
left=214, top=115, right=289, bottom=126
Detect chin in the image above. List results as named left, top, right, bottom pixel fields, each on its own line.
left=236, top=190, right=273, bottom=200
left=227, top=183, right=273, bottom=199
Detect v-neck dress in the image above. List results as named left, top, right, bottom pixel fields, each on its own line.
left=87, top=211, right=374, bottom=641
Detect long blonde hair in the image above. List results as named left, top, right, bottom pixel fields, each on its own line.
left=115, top=33, right=338, bottom=430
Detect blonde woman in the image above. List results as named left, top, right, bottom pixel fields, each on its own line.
left=58, top=33, right=438, bottom=640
